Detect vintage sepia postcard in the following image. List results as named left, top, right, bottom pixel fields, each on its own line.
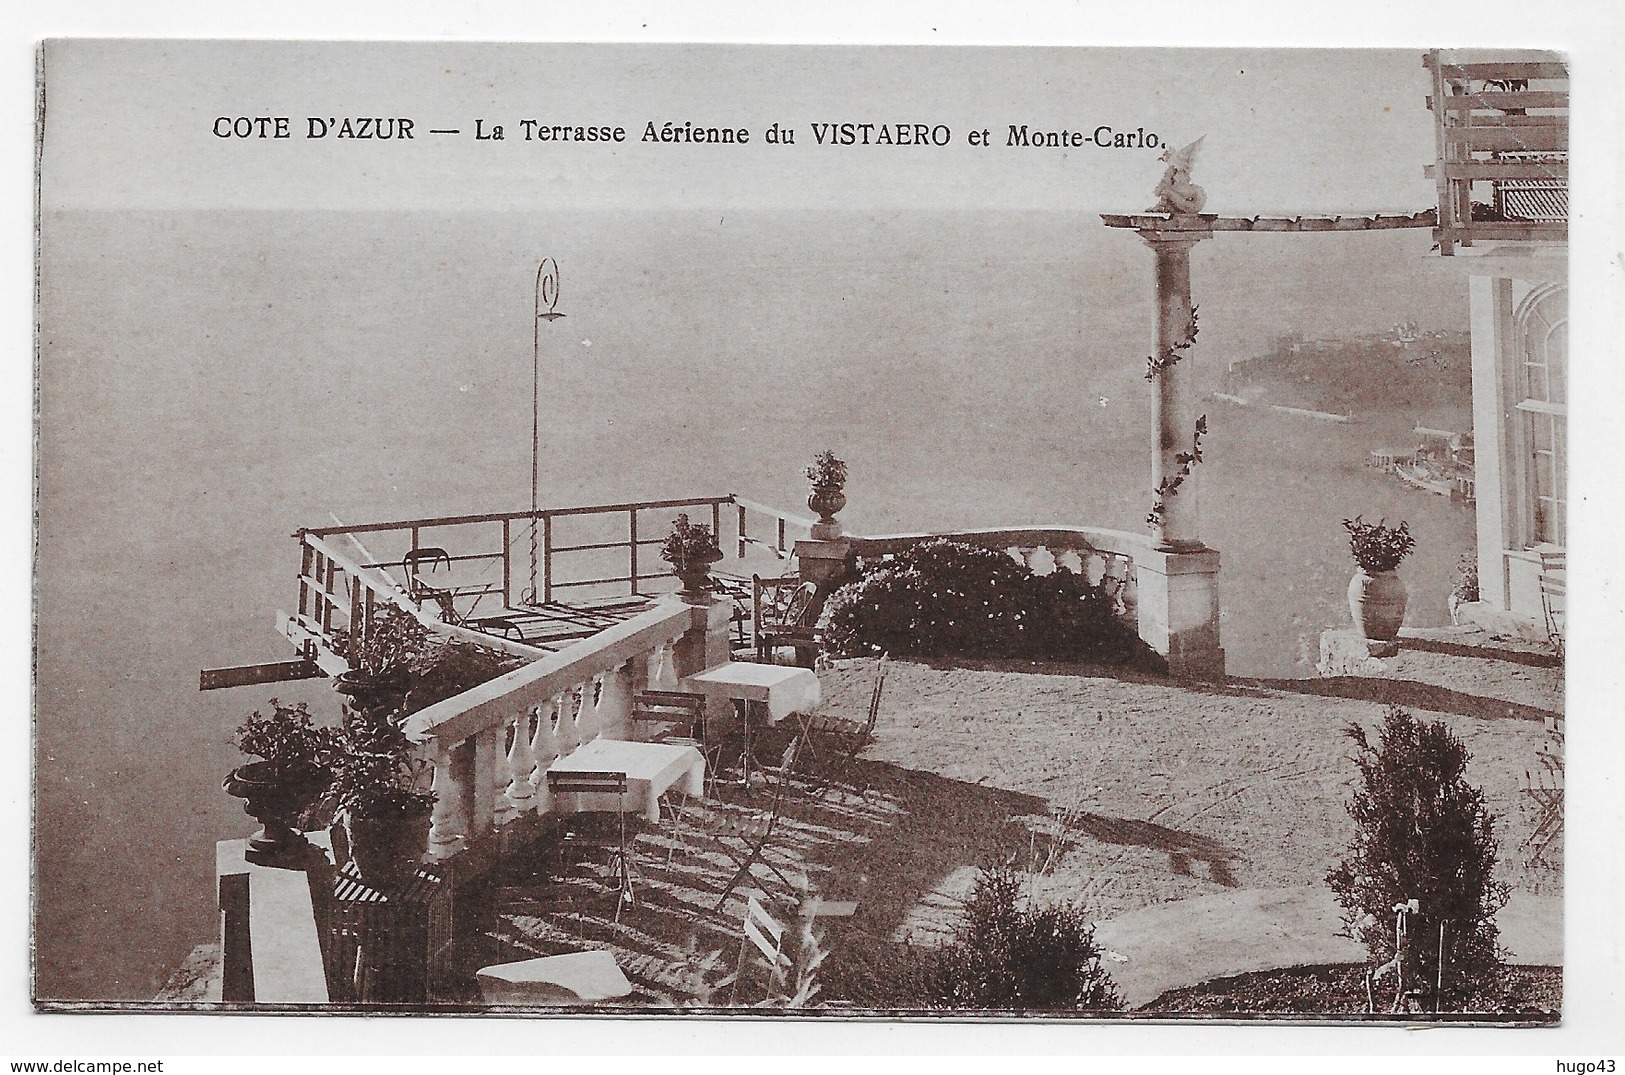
left=33, top=39, right=1577, bottom=1026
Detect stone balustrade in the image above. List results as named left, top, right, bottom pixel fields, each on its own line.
left=403, top=598, right=701, bottom=858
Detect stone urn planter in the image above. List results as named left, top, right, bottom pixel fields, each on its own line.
left=335, top=807, right=433, bottom=889
left=804, top=450, right=849, bottom=541
left=676, top=549, right=725, bottom=602
left=1348, top=568, right=1408, bottom=642
left=807, top=485, right=847, bottom=541
left=332, top=668, right=409, bottom=714
left=222, top=760, right=331, bottom=865
left=661, top=513, right=724, bottom=603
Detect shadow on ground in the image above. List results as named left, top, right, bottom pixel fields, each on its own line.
left=469, top=758, right=1064, bottom=1009
left=1060, top=811, right=1238, bottom=889
left=1232, top=676, right=1558, bottom=723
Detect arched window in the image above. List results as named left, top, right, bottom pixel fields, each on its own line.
left=1515, top=285, right=1567, bottom=547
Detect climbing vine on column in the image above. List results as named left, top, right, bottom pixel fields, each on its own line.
left=1148, top=415, right=1208, bottom=529
left=1144, top=305, right=1199, bottom=380
left=1146, top=302, right=1208, bottom=529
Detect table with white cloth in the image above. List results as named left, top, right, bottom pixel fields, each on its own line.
left=680, top=661, right=822, bottom=723
left=543, top=738, right=706, bottom=823
left=680, top=661, right=822, bottom=784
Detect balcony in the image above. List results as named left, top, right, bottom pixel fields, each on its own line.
left=1424, top=49, right=1569, bottom=254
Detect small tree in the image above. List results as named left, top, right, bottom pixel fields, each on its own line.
left=912, top=865, right=1122, bottom=1011
left=1326, top=707, right=1509, bottom=1009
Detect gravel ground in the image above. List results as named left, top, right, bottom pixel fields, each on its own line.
left=820, top=635, right=1560, bottom=934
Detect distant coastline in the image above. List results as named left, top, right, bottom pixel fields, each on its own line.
left=1218, top=324, right=1471, bottom=430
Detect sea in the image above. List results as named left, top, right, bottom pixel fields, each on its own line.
left=34, top=208, right=1474, bottom=1000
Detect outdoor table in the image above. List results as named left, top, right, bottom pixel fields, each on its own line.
left=544, top=738, right=706, bottom=823
left=680, top=661, right=822, bottom=723
left=681, top=661, right=822, bottom=786
left=476, top=950, right=633, bottom=1006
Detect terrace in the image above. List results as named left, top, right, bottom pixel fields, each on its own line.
left=194, top=481, right=1560, bottom=1015
left=206, top=489, right=1189, bottom=1008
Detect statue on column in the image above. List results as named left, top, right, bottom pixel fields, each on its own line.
left=1147, top=137, right=1207, bottom=215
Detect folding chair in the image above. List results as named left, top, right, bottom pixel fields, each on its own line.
left=800, top=653, right=888, bottom=796
left=707, top=762, right=798, bottom=911
left=630, top=690, right=707, bottom=743
left=544, top=770, right=638, bottom=923
left=1538, top=548, right=1565, bottom=660
left=403, top=547, right=461, bottom=622
left=730, top=894, right=792, bottom=1004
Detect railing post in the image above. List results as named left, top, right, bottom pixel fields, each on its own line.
left=298, top=540, right=313, bottom=622
left=648, top=639, right=680, bottom=692
left=597, top=661, right=634, bottom=741
left=490, top=719, right=516, bottom=827
left=530, top=698, right=560, bottom=777
left=323, top=557, right=338, bottom=633
left=427, top=744, right=467, bottom=859
left=554, top=688, right=581, bottom=757
left=585, top=678, right=611, bottom=746
left=629, top=509, right=639, bottom=595
left=542, top=515, right=554, bottom=604
left=502, top=518, right=512, bottom=610
left=504, top=709, right=538, bottom=816
left=674, top=597, right=732, bottom=680
left=737, top=503, right=747, bottom=559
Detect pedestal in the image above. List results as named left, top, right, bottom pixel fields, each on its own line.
left=792, top=538, right=854, bottom=588
left=1134, top=545, right=1224, bottom=679
left=673, top=594, right=734, bottom=680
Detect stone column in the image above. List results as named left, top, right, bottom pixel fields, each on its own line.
left=1140, top=220, right=1212, bottom=552
left=1134, top=217, right=1223, bottom=679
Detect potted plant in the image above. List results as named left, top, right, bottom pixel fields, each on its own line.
left=330, top=606, right=426, bottom=714
left=1449, top=553, right=1480, bottom=625
left=1343, top=516, right=1416, bottom=645
left=661, top=513, right=724, bottom=600
left=326, top=707, right=436, bottom=888
left=804, top=450, right=848, bottom=540
left=223, top=699, right=336, bottom=865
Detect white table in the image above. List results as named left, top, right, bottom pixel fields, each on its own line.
left=681, top=661, right=822, bottom=723
left=476, top=950, right=633, bottom=1006
left=544, top=738, right=706, bottom=823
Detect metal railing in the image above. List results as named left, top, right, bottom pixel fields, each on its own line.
left=286, top=494, right=812, bottom=661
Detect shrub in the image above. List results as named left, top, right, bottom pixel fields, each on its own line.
left=325, top=706, right=436, bottom=821
left=406, top=638, right=527, bottom=712
left=660, top=512, right=722, bottom=571
left=910, top=865, right=1123, bottom=1011
left=331, top=605, right=429, bottom=680
left=1326, top=707, right=1509, bottom=1008
left=820, top=538, right=1140, bottom=662
left=333, top=606, right=523, bottom=716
